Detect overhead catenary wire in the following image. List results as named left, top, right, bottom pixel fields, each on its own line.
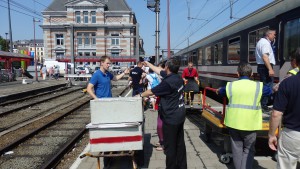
left=0, top=0, right=52, bottom=21
left=0, top=4, right=43, bottom=20
left=173, top=0, right=239, bottom=50
left=172, top=0, right=209, bottom=48
left=215, top=0, right=256, bottom=31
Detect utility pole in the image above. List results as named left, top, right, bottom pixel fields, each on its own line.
left=33, top=18, right=40, bottom=82
left=155, top=0, right=160, bottom=64
left=5, top=33, right=8, bottom=52
left=147, top=0, right=160, bottom=64
left=167, top=0, right=170, bottom=58
left=7, top=0, right=13, bottom=53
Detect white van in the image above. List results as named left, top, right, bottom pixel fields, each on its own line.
left=43, top=59, right=71, bottom=76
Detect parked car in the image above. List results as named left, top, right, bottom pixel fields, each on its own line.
left=75, top=66, right=85, bottom=74
left=110, top=66, right=122, bottom=74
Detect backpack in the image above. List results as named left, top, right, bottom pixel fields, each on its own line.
left=150, top=74, right=159, bottom=88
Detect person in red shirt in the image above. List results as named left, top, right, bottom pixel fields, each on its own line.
left=182, top=62, right=199, bottom=107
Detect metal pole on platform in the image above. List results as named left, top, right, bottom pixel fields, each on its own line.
left=167, top=0, right=171, bottom=59
left=155, top=0, right=160, bottom=64
left=33, top=18, right=40, bottom=82
left=7, top=0, right=13, bottom=53
left=70, top=25, right=75, bottom=74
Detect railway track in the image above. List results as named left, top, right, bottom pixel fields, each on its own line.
left=0, top=87, right=84, bottom=133
left=0, top=84, right=129, bottom=169
left=0, top=86, right=71, bottom=107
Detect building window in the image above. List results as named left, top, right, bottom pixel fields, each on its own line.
left=30, top=48, right=32, bottom=51
left=56, top=52, right=64, bottom=59
left=205, top=46, right=211, bottom=65
left=78, top=52, right=83, bottom=56
left=56, top=34, right=64, bottom=46
left=92, top=33, right=96, bottom=45
left=76, top=11, right=81, bottom=23
left=41, top=52, right=43, bottom=56
left=85, top=52, right=90, bottom=56
left=84, top=11, right=88, bottom=23
left=93, top=62, right=96, bottom=65
left=111, top=49, right=120, bottom=57
left=91, top=11, right=96, bottom=23
left=77, top=33, right=83, bottom=45
left=214, top=42, right=223, bottom=64
left=84, top=33, right=90, bottom=45
left=111, top=33, right=119, bottom=46
left=228, top=37, right=241, bottom=64
left=248, top=27, right=269, bottom=63
left=92, top=52, right=96, bottom=56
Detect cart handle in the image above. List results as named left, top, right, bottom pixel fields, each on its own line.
left=203, top=87, right=227, bottom=124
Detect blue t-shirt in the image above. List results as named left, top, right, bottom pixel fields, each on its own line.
left=89, top=70, right=114, bottom=98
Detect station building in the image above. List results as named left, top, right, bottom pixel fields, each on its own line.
left=41, top=0, right=144, bottom=68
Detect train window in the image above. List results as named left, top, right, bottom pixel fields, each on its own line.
left=192, top=51, right=197, bottom=65
left=182, top=55, right=188, bottom=66
left=228, top=37, right=241, bottom=64
left=214, top=43, right=223, bottom=64
left=198, top=48, right=203, bottom=65
left=283, top=18, right=300, bottom=61
left=205, top=46, right=211, bottom=65
left=248, top=27, right=269, bottom=63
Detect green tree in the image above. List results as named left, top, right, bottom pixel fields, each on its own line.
left=0, top=36, right=9, bottom=52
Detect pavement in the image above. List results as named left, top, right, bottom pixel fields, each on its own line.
left=71, top=108, right=277, bottom=169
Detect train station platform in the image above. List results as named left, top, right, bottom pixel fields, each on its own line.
left=71, top=98, right=277, bottom=169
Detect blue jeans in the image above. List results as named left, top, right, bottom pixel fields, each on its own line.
left=257, top=64, right=273, bottom=107
left=132, top=87, right=144, bottom=97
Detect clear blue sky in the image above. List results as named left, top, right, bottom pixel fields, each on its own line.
left=0, top=0, right=273, bottom=56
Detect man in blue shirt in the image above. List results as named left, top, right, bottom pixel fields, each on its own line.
left=87, top=56, right=129, bottom=99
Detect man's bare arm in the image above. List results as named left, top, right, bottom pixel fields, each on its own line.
left=262, top=54, right=274, bottom=77
left=143, top=61, right=163, bottom=75
left=86, top=83, right=97, bottom=100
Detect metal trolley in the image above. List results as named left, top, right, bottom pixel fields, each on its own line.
left=201, top=87, right=275, bottom=164
left=80, top=97, right=145, bottom=169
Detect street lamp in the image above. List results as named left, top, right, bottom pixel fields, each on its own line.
left=33, top=18, right=41, bottom=82
left=5, top=33, right=8, bottom=52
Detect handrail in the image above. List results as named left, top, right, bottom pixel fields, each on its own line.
left=203, top=87, right=227, bottom=124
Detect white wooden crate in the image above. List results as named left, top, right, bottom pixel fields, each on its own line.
left=87, top=122, right=143, bottom=152
left=90, top=97, right=143, bottom=124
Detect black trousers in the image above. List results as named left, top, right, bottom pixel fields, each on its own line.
left=163, top=122, right=187, bottom=169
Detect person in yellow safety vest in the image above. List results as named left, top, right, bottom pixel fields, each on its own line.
left=273, top=53, right=299, bottom=92
left=216, top=63, right=272, bottom=169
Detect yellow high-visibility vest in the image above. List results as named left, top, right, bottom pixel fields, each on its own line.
left=225, top=80, right=263, bottom=130
left=288, top=67, right=299, bottom=75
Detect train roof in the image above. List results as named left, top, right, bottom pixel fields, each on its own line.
left=174, top=0, right=300, bottom=56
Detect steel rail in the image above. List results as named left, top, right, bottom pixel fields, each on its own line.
left=0, top=87, right=83, bottom=116
left=0, top=97, right=90, bottom=155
